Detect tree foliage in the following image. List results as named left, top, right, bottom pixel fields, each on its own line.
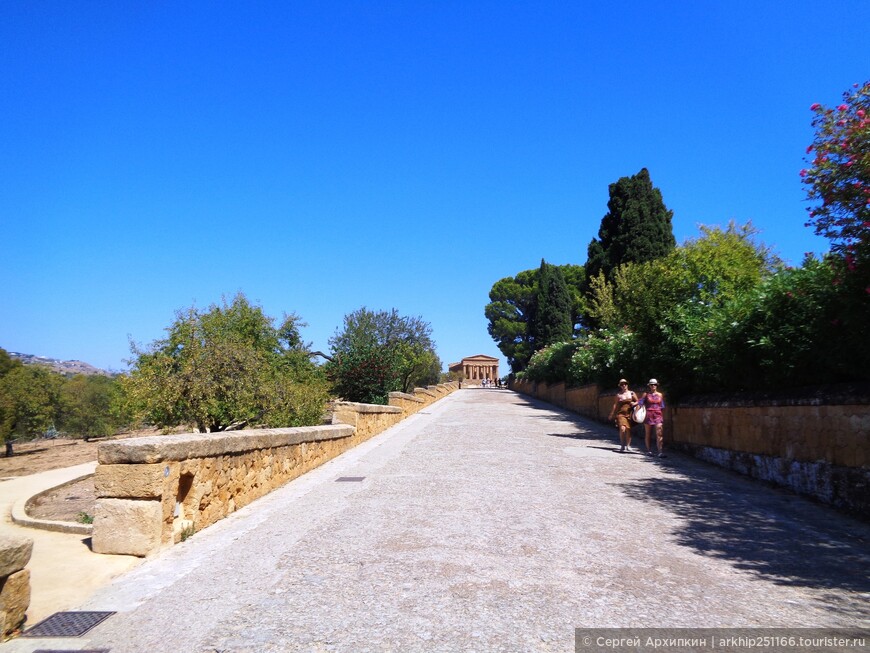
left=700, top=255, right=865, bottom=391
left=0, top=349, right=22, bottom=378
left=485, top=269, right=541, bottom=373
left=59, top=374, right=126, bottom=439
left=0, top=348, right=132, bottom=453
left=485, top=265, right=585, bottom=373
left=327, top=307, right=441, bottom=401
left=584, top=168, right=676, bottom=290
left=802, top=81, right=870, bottom=270
left=327, top=345, right=401, bottom=405
left=529, top=259, right=573, bottom=349
left=0, top=364, right=63, bottom=443
left=592, top=222, right=776, bottom=336
left=526, top=224, right=791, bottom=397
left=123, top=293, right=327, bottom=432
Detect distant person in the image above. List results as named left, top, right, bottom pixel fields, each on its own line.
left=607, top=379, right=638, bottom=453
left=639, top=378, right=666, bottom=457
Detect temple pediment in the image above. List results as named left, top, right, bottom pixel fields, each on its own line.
left=448, top=354, right=500, bottom=381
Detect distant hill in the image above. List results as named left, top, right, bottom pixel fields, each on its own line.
left=8, top=351, right=113, bottom=377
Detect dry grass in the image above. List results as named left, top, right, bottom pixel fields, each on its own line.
left=0, top=438, right=99, bottom=477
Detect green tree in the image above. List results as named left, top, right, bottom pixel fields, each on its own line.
left=584, top=168, right=676, bottom=297
left=327, top=307, right=441, bottom=399
left=485, top=269, right=539, bottom=373
left=595, top=222, right=775, bottom=336
left=0, top=348, right=22, bottom=378
left=590, top=223, right=775, bottom=395
left=123, top=293, right=327, bottom=432
left=485, top=265, right=587, bottom=373
left=0, top=365, right=63, bottom=454
left=58, top=374, right=126, bottom=440
left=529, top=259, right=573, bottom=349
left=328, top=344, right=401, bottom=404
left=559, top=264, right=588, bottom=335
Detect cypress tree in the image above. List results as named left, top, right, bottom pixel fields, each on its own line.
left=530, top=259, right=573, bottom=349
left=585, top=168, right=676, bottom=283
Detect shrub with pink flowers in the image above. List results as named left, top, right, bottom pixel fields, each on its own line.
left=803, top=81, right=870, bottom=270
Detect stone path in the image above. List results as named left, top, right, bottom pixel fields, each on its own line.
left=4, top=389, right=869, bottom=652
left=0, top=463, right=141, bottom=627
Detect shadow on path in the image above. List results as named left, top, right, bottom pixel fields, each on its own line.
left=616, top=470, right=870, bottom=597
left=512, top=390, right=870, bottom=621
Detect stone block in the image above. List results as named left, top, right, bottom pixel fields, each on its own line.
left=94, top=463, right=167, bottom=498
left=0, top=534, right=33, bottom=578
left=92, top=498, right=163, bottom=557
left=0, top=568, right=30, bottom=636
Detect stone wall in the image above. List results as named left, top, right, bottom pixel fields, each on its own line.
left=92, top=383, right=458, bottom=557
left=0, top=534, right=32, bottom=637
left=511, top=379, right=870, bottom=516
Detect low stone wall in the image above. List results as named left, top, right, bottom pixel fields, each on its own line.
left=93, top=382, right=458, bottom=557
left=511, top=379, right=870, bottom=516
left=0, top=534, right=32, bottom=637
left=388, top=391, right=425, bottom=415
left=566, top=384, right=604, bottom=420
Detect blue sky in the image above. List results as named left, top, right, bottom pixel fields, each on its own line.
left=2, top=1, right=868, bottom=374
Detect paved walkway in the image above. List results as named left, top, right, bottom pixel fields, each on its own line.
left=0, top=463, right=142, bottom=626
left=3, top=389, right=869, bottom=652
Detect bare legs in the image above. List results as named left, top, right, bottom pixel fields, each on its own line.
left=619, top=423, right=632, bottom=451
left=644, top=423, right=664, bottom=456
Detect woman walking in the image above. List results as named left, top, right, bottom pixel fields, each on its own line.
left=607, top=379, right=638, bottom=453
left=639, top=378, right=666, bottom=457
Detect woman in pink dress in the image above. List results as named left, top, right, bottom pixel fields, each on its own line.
left=639, top=378, right=666, bottom=457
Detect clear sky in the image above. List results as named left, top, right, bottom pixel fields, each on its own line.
left=2, top=1, right=868, bottom=374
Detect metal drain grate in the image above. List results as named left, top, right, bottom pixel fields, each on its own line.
left=335, top=476, right=365, bottom=482
left=22, top=611, right=115, bottom=638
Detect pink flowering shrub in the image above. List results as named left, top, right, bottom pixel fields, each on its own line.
left=803, top=81, right=870, bottom=268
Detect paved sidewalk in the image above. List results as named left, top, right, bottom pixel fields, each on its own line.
left=3, top=389, right=869, bottom=652
left=0, top=463, right=142, bottom=626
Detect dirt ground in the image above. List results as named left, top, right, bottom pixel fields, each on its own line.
left=25, top=475, right=95, bottom=522
left=4, top=428, right=193, bottom=523
left=0, top=438, right=99, bottom=477
left=0, top=439, right=99, bottom=523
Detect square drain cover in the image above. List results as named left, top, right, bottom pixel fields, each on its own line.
left=335, top=476, right=365, bottom=482
left=22, top=611, right=115, bottom=637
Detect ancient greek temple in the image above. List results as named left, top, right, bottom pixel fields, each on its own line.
left=448, top=354, right=499, bottom=382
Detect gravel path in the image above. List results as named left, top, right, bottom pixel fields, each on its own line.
left=21, top=389, right=869, bottom=653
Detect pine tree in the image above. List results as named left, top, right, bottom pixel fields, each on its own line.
left=585, top=168, right=676, bottom=283
left=529, top=259, right=573, bottom=349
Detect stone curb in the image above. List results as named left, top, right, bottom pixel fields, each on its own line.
left=11, top=474, right=94, bottom=536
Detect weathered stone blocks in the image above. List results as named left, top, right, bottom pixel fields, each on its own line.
left=0, top=569, right=30, bottom=637
left=91, top=384, right=459, bottom=557
left=0, top=533, right=32, bottom=637
left=94, top=462, right=166, bottom=498
left=0, top=534, right=32, bottom=580
left=92, top=498, right=163, bottom=557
